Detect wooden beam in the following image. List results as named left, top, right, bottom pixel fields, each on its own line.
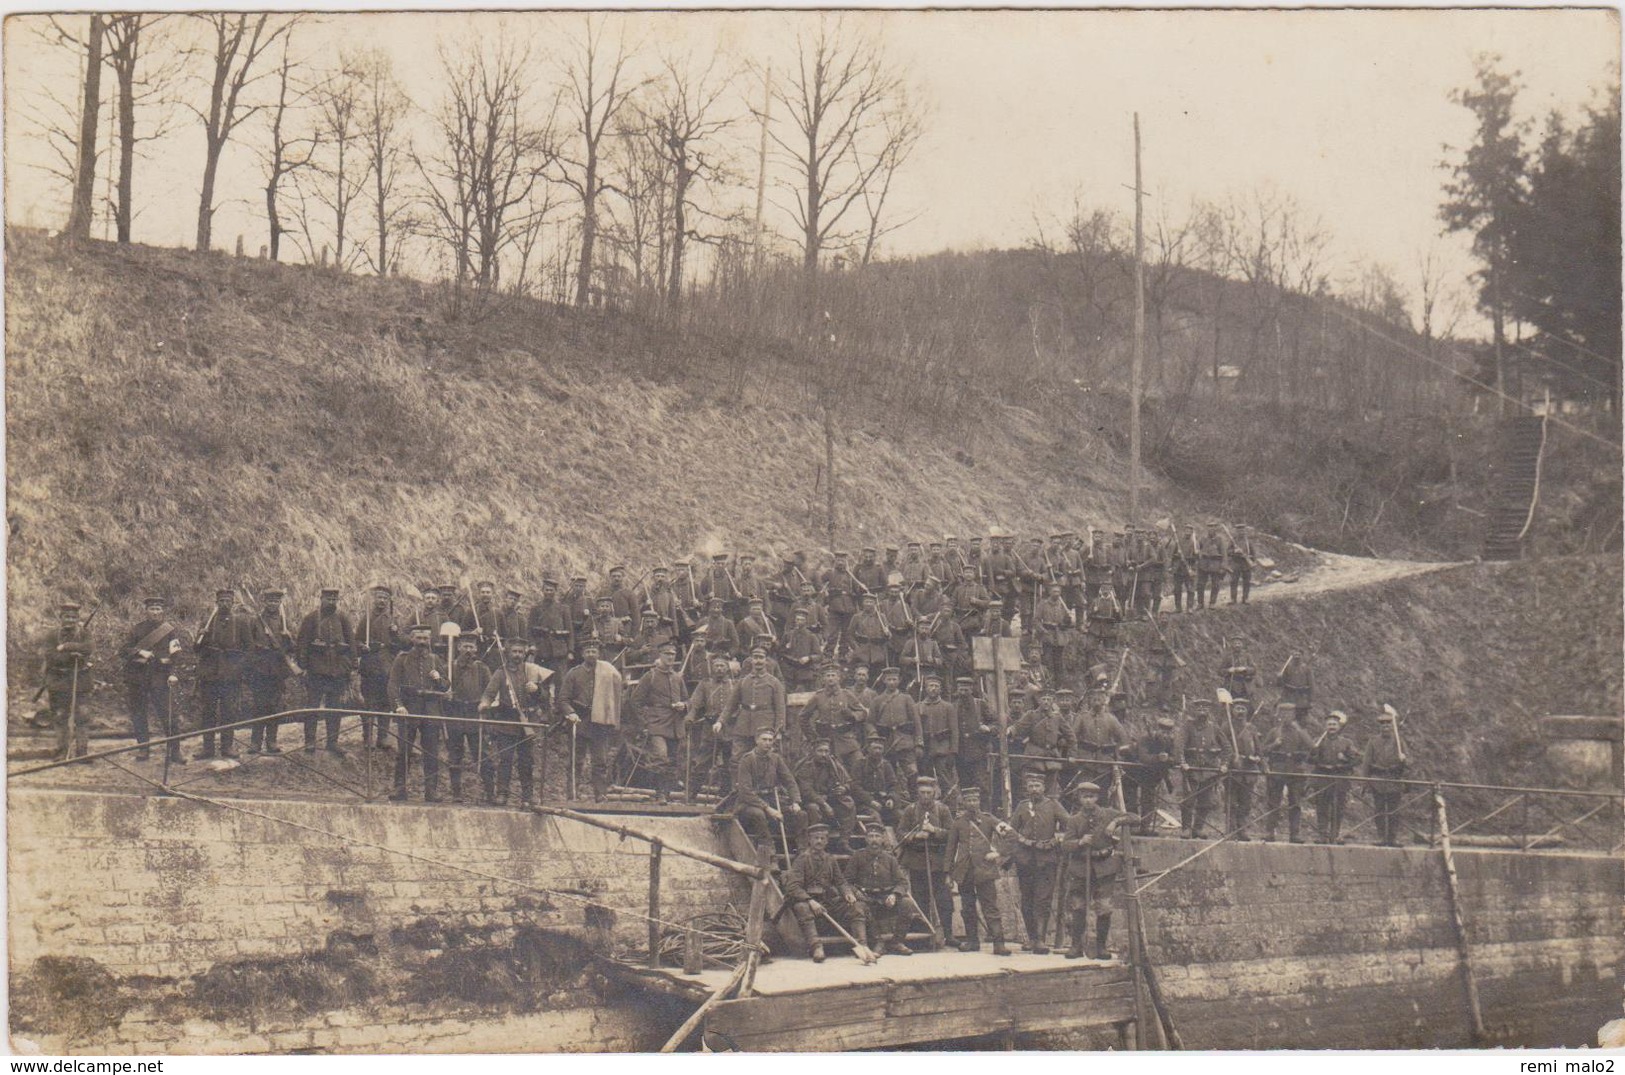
left=659, top=959, right=751, bottom=1053
left=648, top=839, right=663, bottom=970
left=1435, top=789, right=1488, bottom=1044
left=532, top=805, right=767, bottom=879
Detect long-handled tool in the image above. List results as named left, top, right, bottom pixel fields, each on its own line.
left=773, top=789, right=794, bottom=870
left=1217, top=688, right=1241, bottom=766
left=1050, top=847, right=1072, bottom=949
left=814, top=904, right=879, bottom=964
left=569, top=720, right=579, bottom=801
left=66, top=652, right=82, bottom=761
left=1384, top=703, right=1406, bottom=763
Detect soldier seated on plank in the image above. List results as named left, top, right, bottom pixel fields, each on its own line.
left=783, top=823, right=866, bottom=964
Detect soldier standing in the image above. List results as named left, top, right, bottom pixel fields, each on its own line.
left=847, top=593, right=892, bottom=671
left=627, top=642, right=688, bottom=804
left=445, top=635, right=492, bottom=803
left=589, top=597, right=627, bottom=663
left=564, top=575, right=593, bottom=642
left=781, top=608, right=824, bottom=692
left=560, top=638, right=625, bottom=802
left=296, top=588, right=356, bottom=754
left=357, top=585, right=403, bottom=751
left=897, top=775, right=956, bottom=944
left=1001, top=768, right=1069, bottom=953
left=1175, top=700, right=1225, bottom=838
left=1197, top=523, right=1227, bottom=609
left=950, top=563, right=994, bottom=633
left=1059, top=784, right=1134, bottom=959
left=1362, top=708, right=1408, bottom=847
left=799, top=664, right=868, bottom=775
left=195, top=589, right=253, bottom=760
left=1275, top=651, right=1315, bottom=717
left=1169, top=524, right=1196, bottom=613
left=699, top=597, right=739, bottom=660
left=527, top=576, right=575, bottom=682
left=944, top=785, right=1012, bottom=955
left=1125, top=716, right=1178, bottom=836
left=686, top=656, right=735, bottom=796
left=1221, top=699, right=1264, bottom=840
left=1263, top=704, right=1316, bottom=842
left=1228, top=525, right=1256, bottom=604
left=1072, top=686, right=1131, bottom=805
left=821, top=551, right=858, bottom=652
left=790, top=580, right=827, bottom=639
left=1011, top=689, right=1073, bottom=794
left=1034, top=583, right=1071, bottom=685
left=917, top=675, right=959, bottom=786
left=848, top=821, right=914, bottom=956
left=1219, top=636, right=1257, bottom=701
left=721, top=646, right=789, bottom=760
left=388, top=623, right=448, bottom=802
left=854, top=546, right=887, bottom=596
left=735, top=598, right=777, bottom=660
left=44, top=602, right=95, bottom=762
left=784, top=823, right=864, bottom=963
left=246, top=589, right=296, bottom=755
left=480, top=636, right=550, bottom=806
left=952, top=676, right=996, bottom=803
left=900, top=620, right=943, bottom=696
left=871, top=667, right=922, bottom=784
left=1309, top=713, right=1361, bottom=843
left=119, top=596, right=184, bottom=761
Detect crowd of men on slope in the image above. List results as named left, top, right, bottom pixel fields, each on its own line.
left=35, top=526, right=1417, bottom=962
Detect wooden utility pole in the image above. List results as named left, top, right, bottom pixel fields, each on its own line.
left=1130, top=113, right=1146, bottom=527
left=753, top=66, right=772, bottom=271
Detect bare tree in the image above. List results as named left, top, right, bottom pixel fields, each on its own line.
left=259, top=38, right=320, bottom=262
left=1220, top=186, right=1331, bottom=404
left=644, top=53, right=739, bottom=311
left=186, top=13, right=298, bottom=252
left=313, top=55, right=369, bottom=271
left=767, top=16, right=915, bottom=290
left=855, top=93, right=923, bottom=267
left=416, top=35, right=556, bottom=290
left=103, top=15, right=183, bottom=244
left=555, top=15, right=647, bottom=306
left=607, top=125, right=672, bottom=295
left=65, top=14, right=106, bottom=241
left=356, top=49, right=412, bottom=276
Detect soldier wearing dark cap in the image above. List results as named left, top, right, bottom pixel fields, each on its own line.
left=950, top=563, right=994, bottom=633
left=623, top=609, right=669, bottom=668
left=799, top=664, right=868, bottom=774
left=1228, top=525, right=1256, bottom=604
left=1262, top=704, right=1316, bottom=843
left=1011, top=690, right=1073, bottom=795
left=700, top=597, right=739, bottom=658
left=590, top=596, right=627, bottom=663
left=1221, top=698, right=1264, bottom=840
left=916, top=674, right=959, bottom=785
left=944, top=785, right=1011, bottom=955
left=689, top=656, right=735, bottom=796
left=847, top=593, right=891, bottom=670
left=600, top=566, right=636, bottom=624
left=781, top=608, right=824, bottom=693
left=794, top=738, right=858, bottom=850
left=560, top=638, right=626, bottom=802
left=952, top=676, right=996, bottom=804
left=1275, top=651, right=1314, bottom=716
left=820, top=552, right=857, bottom=652
left=1362, top=707, right=1408, bottom=847
left=790, top=580, right=827, bottom=638
left=734, top=729, right=802, bottom=855
left=1072, top=687, right=1131, bottom=805
left=785, top=822, right=864, bottom=963
left=44, top=602, right=96, bottom=762
left=735, top=597, right=776, bottom=661
left=1059, top=784, right=1134, bottom=959
left=296, top=587, right=356, bottom=754
left=854, top=546, right=887, bottom=598
left=642, top=566, right=683, bottom=636
left=897, top=775, right=956, bottom=944
left=1196, top=522, right=1227, bottom=609
left=491, top=587, right=527, bottom=658
left=1175, top=700, right=1225, bottom=839
left=389, top=623, right=448, bottom=802
left=848, top=821, right=913, bottom=956
left=1309, top=713, right=1360, bottom=843
left=196, top=589, right=255, bottom=760
left=1125, top=716, right=1178, bottom=836
left=446, top=635, right=492, bottom=803
left=357, top=585, right=405, bottom=751
left=851, top=734, right=907, bottom=827
left=479, top=636, right=550, bottom=807
left=120, top=596, right=185, bottom=761
left=564, top=575, right=593, bottom=641
left=721, top=646, right=787, bottom=760
left=526, top=576, right=574, bottom=682
left=1169, top=523, right=1197, bottom=613
left=872, top=667, right=922, bottom=783
left=628, top=642, right=688, bottom=803
left=1001, top=767, right=1070, bottom=953
left=246, top=589, right=296, bottom=755
left=700, top=554, right=742, bottom=617
left=1219, top=637, right=1256, bottom=701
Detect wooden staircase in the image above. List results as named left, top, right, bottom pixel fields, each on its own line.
left=1482, top=415, right=1547, bottom=561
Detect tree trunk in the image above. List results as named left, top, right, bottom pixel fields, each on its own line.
left=575, top=161, right=598, bottom=306
left=667, top=166, right=690, bottom=313
left=266, top=180, right=281, bottom=261
left=66, top=14, right=105, bottom=242
left=115, top=60, right=135, bottom=244
left=197, top=137, right=223, bottom=252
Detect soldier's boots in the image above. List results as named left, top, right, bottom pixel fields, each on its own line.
left=958, top=935, right=981, bottom=953
left=811, top=944, right=826, bottom=963
left=1095, top=915, right=1113, bottom=959
left=884, top=940, right=914, bottom=957
left=1064, top=912, right=1089, bottom=959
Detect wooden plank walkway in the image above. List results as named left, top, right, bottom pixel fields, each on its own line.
left=614, top=950, right=1135, bottom=1050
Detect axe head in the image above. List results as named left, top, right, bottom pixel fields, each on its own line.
left=1382, top=703, right=1399, bottom=718
left=1215, top=688, right=1234, bottom=706
left=439, top=621, right=463, bottom=640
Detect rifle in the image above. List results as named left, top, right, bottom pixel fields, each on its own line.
left=28, top=602, right=99, bottom=705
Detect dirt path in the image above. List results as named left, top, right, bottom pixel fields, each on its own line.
left=1250, top=548, right=1471, bottom=603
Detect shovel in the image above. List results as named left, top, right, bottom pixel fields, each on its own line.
left=815, top=904, right=880, bottom=964
left=1216, top=688, right=1241, bottom=766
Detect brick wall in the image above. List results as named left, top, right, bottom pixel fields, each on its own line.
left=1134, top=838, right=1623, bottom=1049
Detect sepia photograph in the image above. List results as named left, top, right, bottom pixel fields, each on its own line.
left=2, top=6, right=1621, bottom=1058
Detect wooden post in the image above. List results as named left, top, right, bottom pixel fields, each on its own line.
left=648, top=839, right=663, bottom=970
left=658, top=958, right=750, bottom=1053
left=741, top=847, right=771, bottom=998
left=993, top=661, right=1013, bottom=814
left=682, top=926, right=703, bottom=975
left=1126, top=854, right=1148, bottom=1050
left=1434, top=788, right=1488, bottom=1044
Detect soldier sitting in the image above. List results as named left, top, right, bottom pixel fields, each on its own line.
left=851, top=734, right=908, bottom=827
left=847, top=820, right=913, bottom=957
left=795, top=739, right=858, bottom=852
left=784, top=823, right=867, bottom=963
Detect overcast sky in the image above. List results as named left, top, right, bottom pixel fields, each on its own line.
left=5, top=8, right=1618, bottom=332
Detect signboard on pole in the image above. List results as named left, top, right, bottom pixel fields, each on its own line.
left=972, top=636, right=1023, bottom=672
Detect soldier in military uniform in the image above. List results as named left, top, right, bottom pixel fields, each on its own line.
left=389, top=623, right=448, bottom=802
left=1086, top=584, right=1122, bottom=660
left=1000, top=768, right=1069, bottom=953
left=560, top=638, right=626, bottom=802
left=1221, top=698, right=1264, bottom=840
left=479, top=636, right=551, bottom=806
left=952, top=676, right=996, bottom=804
left=1011, top=689, right=1073, bottom=794
left=196, top=589, right=254, bottom=760
left=1275, top=651, right=1314, bottom=717
left=445, top=635, right=492, bottom=803
left=950, top=563, right=994, bottom=633
left=799, top=664, right=868, bottom=775
left=1219, top=636, right=1256, bottom=701
left=854, top=546, right=887, bottom=597
left=1263, top=704, right=1316, bottom=842
left=357, top=585, right=403, bottom=751
left=44, top=602, right=95, bottom=762
left=623, top=609, right=668, bottom=668
left=1059, top=783, right=1134, bottom=959
left=1072, top=686, right=1131, bottom=805
left=897, top=775, right=955, bottom=945
left=1197, top=522, right=1227, bottom=609
left=1125, top=715, right=1178, bottom=836
left=1309, top=713, right=1361, bottom=843
left=899, top=619, right=944, bottom=694
left=628, top=642, right=688, bottom=804
left=944, top=785, right=1012, bottom=955
left=734, top=728, right=802, bottom=855
left=735, top=597, right=777, bottom=659
left=685, top=656, right=733, bottom=797
left=790, top=580, right=827, bottom=639
left=848, top=820, right=914, bottom=956
left=916, top=674, right=959, bottom=786
left=871, top=667, right=922, bottom=784
left=564, top=575, right=593, bottom=642
left=1175, top=700, right=1225, bottom=838
left=847, top=593, right=892, bottom=671
left=119, top=596, right=184, bottom=761
left=527, top=576, right=575, bottom=682
left=589, top=596, right=628, bottom=663
left=1033, top=583, right=1071, bottom=685
left=781, top=608, right=824, bottom=692
left=1168, top=524, right=1197, bottom=613
left=246, top=589, right=296, bottom=755
left=1362, top=708, right=1408, bottom=846
left=794, top=739, right=858, bottom=851
left=784, top=823, right=865, bottom=963
left=296, top=588, right=356, bottom=754
left=851, top=734, right=907, bottom=827
left=821, top=552, right=858, bottom=652
left=721, top=646, right=788, bottom=760
left=1227, top=525, right=1256, bottom=604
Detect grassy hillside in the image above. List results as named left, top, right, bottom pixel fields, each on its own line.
left=5, top=231, right=1167, bottom=654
